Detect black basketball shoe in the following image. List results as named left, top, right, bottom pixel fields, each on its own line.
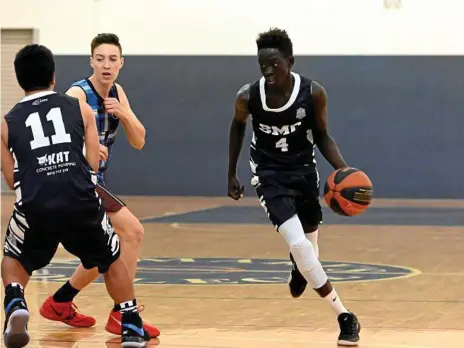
left=121, top=310, right=148, bottom=347
left=337, top=312, right=361, bottom=346
left=288, top=252, right=308, bottom=298
left=3, top=297, right=30, bottom=348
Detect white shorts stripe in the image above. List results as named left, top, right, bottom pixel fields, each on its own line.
left=13, top=210, right=29, bottom=229
left=9, top=218, right=24, bottom=242
left=5, top=233, right=22, bottom=256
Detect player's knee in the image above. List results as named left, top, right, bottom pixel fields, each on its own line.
left=289, top=238, right=318, bottom=272
left=127, top=221, right=144, bottom=244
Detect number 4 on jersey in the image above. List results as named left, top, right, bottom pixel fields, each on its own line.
left=275, top=137, right=288, bottom=152
left=26, top=107, right=71, bottom=150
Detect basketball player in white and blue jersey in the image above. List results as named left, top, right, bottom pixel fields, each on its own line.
left=39, top=33, right=160, bottom=338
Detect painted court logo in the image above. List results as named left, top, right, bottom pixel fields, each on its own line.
left=31, top=258, right=419, bottom=285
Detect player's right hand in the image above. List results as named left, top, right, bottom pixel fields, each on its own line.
left=99, top=144, right=108, bottom=161
left=228, top=176, right=244, bottom=200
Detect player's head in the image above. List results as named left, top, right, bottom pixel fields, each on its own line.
left=256, top=28, right=294, bottom=87
left=90, top=33, right=124, bottom=84
left=14, top=44, right=55, bottom=93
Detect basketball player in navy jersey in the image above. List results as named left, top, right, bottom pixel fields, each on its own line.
left=227, top=28, right=361, bottom=346
left=39, top=33, right=160, bottom=338
left=1, top=44, right=147, bottom=348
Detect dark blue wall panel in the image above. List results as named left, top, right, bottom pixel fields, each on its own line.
left=54, top=56, right=464, bottom=198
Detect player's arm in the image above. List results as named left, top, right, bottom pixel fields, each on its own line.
left=0, top=120, right=14, bottom=190
left=65, top=86, right=87, bottom=101
left=112, top=84, right=146, bottom=150
left=311, top=81, right=348, bottom=170
left=79, top=100, right=100, bottom=172
left=67, top=87, right=109, bottom=161
left=227, top=84, right=250, bottom=199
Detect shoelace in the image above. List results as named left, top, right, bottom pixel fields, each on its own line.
left=341, top=317, right=357, bottom=333
left=67, top=303, right=81, bottom=320
left=351, top=320, right=358, bottom=333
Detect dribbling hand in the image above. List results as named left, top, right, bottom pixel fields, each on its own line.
left=228, top=176, right=244, bottom=200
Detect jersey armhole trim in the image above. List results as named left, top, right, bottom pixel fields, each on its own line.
left=66, top=85, right=88, bottom=103
left=112, top=84, right=120, bottom=101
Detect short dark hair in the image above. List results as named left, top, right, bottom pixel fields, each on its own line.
left=91, top=33, right=122, bottom=55
left=256, top=27, right=293, bottom=57
left=14, top=44, right=55, bottom=92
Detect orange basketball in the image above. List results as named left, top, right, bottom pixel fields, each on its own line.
left=323, top=167, right=373, bottom=216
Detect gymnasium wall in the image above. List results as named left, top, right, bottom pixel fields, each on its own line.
left=2, top=0, right=464, bottom=198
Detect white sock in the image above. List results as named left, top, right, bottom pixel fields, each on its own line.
left=118, top=300, right=138, bottom=313
left=306, top=229, right=319, bottom=259
left=324, top=288, right=349, bottom=316
left=10, top=283, right=24, bottom=291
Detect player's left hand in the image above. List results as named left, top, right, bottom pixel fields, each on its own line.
left=104, top=98, right=126, bottom=118
left=228, top=176, right=244, bottom=200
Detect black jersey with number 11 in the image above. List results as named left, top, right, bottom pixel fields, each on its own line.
left=4, top=91, right=99, bottom=213
left=248, top=72, right=317, bottom=172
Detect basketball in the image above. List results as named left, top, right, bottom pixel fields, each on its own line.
left=324, top=167, right=373, bottom=216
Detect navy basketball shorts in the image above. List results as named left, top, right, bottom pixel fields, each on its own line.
left=251, top=169, right=323, bottom=231
left=96, top=182, right=126, bottom=213
left=3, top=203, right=121, bottom=275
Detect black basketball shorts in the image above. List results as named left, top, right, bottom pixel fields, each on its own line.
left=251, top=169, right=323, bottom=231
left=3, top=204, right=121, bottom=275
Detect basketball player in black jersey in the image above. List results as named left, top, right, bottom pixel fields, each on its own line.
left=228, top=28, right=361, bottom=346
left=1, top=44, right=148, bottom=348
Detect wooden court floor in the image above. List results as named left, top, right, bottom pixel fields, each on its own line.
left=1, top=195, right=464, bottom=347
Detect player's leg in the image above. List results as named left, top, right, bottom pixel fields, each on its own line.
left=106, top=205, right=144, bottom=280
left=291, top=172, right=360, bottom=346
left=48, top=184, right=142, bottom=287
left=288, top=227, right=319, bottom=297
left=304, top=225, right=319, bottom=258
left=253, top=173, right=313, bottom=297
left=288, top=222, right=321, bottom=295
left=49, top=207, right=143, bottom=294
left=280, top=214, right=360, bottom=346
left=60, top=207, right=148, bottom=347
left=102, top=206, right=158, bottom=337
left=94, top=185, right=158, bottom=336
left=39, top=185, right=159, bottom=337
left=2, top=208, right=58, bottom=348
left=288, top=170, right=323, bottom=298
left=2, top=260, right=30, bottom=348
left=304, top=171, right=321, bottom=258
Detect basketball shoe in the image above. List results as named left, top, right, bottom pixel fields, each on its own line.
left=288, top=252, right=308, bottom=298
left=106, top=306, right=160, bottom=338
left=39, top=295, right=96, bottom=327
left=121, top=310, right=147, bottom=348
left=3, top=293, right=30, bottom=348
left=337, top=312, right=361, bottom=346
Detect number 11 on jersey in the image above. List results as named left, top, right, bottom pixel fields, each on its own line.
left=25, top=108, right=71, bottom=150
left=276, top=137, right=288, bottom=152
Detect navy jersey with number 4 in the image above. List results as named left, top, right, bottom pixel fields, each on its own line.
left=4, top=91, right=98, bottom=213
left=248, top=72, right=317, bottom=173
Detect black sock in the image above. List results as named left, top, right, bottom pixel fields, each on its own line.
left=4, top=283, right=26, bottom=314
left=53, top=281, right=80, bottom=303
